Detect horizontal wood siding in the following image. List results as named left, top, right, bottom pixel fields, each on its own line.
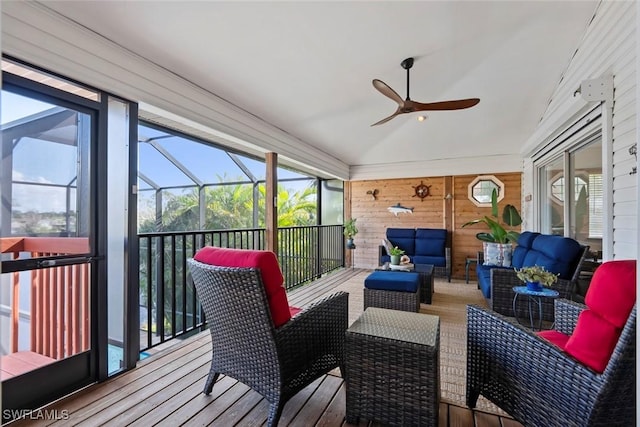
left=349, top=173, right=522, bottom=279
left=523, top=1, right=637, bottom=260
left=452, top=174, right=522, bottom=278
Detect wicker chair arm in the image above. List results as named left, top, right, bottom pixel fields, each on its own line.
left=570, top=245, right=590, bottom=282
left=275, top=292, right=348, bottom=380
left=489, top=268, right=520, bottom=316
left=553, top=299, right=585, bottom=335
left=378, top=245, right=386, bottom=266
left=445, top=247, right=452, bottom=281
left=467, top=304, right=603, bottom=415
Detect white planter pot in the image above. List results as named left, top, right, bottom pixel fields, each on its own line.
left=483, top=242, right=513, bottom=267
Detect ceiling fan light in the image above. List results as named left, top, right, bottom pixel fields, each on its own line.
left=417, top=115, right=427, bottom=122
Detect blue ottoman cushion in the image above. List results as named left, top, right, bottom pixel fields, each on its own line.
left=365, top=271, right=420, bottom=293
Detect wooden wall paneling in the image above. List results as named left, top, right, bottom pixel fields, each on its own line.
left=349, top=173, right=522, bottom=279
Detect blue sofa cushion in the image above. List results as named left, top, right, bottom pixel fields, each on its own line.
left=476, top=264, right=510, bottom=298
left=512, top=231, right=540, bottom=268
left=414, top=255, right=446, bottom=267
left=476, top=233, right=583, bottom=299
left=476, top=265, right=492, bottom=298
left=364, top=271, right=420, bottom=293
left=521, top=234, right=582, bottom=279
left=386, top=228, right=416, bottom=256
left=415, top=228, right=447, bottom=257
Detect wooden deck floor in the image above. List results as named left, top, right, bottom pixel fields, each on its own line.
left=8, top=268, right=522, bottom=427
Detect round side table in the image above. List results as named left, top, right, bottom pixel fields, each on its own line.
left=512, top=286, right=559, bottom=331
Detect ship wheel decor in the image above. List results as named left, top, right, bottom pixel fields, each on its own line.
left=413, top=181, right=431, bottom=201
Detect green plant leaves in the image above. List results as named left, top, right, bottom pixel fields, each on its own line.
left=502, top=204, right=522, bottom=227
left=475, top=232, right=496, bottom=243
left=462, top=187, right=522, bottom=244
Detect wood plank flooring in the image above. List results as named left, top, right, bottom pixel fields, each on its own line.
left=7, top=268, right=522, bottom=427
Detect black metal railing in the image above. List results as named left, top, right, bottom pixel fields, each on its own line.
left=138, top=225, right=344, bottom=351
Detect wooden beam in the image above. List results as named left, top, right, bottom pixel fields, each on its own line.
left=444, top=175, right=453, bottom=232
left=265, top=152, right=278, bottom=254
left=343, top=181, right=352, bottom=268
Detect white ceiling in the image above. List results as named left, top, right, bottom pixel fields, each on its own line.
left=34, top=1, right=597, bottom=179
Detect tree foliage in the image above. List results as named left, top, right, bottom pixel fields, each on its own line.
left=138, top=177, right=317, bottom=232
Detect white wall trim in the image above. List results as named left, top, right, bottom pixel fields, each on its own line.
left=349, top=153, right=522, bottom=181
left=2, top=2, right=350, bottom=180
left=601, top=99, right=614, bottom=260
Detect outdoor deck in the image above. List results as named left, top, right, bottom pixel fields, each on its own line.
left=8, top=268, right=522, bottom=427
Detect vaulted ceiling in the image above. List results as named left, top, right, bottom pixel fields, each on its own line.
left=7, top=1, right=598, bottom=180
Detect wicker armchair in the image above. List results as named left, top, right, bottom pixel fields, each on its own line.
left=188, top=258, right=349, bottom=427
left=467, top=261, right=637, bottom=426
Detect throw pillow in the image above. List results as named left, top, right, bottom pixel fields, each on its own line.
left=382, top=238, right=393, bottom=256
left=483, top=242, right=512, bottom=267
left=564, top=309, right=621, bottom=373
left=584, top=260, right=636, bottom=328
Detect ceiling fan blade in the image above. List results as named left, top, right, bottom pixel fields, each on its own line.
left=372, top=79, right=404, bottom=106
left=408, top=98, right=480, bottom=111
left=371, top=108, right=402, bottom=126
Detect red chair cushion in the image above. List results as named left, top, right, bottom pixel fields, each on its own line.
left=194, top=247, right=292, bottom=327
left=585, top=260, right=636, bottom=328
left=537, top=330, right=569, bottom=350
left=565, top=309, right=621, bottom=373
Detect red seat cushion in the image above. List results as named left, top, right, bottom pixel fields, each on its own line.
left=194, top=247, right=292, bottom=327
left=537, top=330, right=569, bottom=350
left=565, top=309, right=621, bottom=373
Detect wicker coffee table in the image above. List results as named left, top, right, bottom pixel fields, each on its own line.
left=345, top=307, right=440, bottom=426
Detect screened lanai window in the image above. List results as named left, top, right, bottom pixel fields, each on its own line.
left=137, top=122, right=318, bottom=232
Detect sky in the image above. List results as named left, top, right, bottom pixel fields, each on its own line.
left=2, top=90, right=315, bottom=215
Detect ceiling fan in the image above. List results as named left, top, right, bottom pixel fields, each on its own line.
left=371, top=57, right=480, bottom=126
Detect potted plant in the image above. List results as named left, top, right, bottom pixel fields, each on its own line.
left=344, top=218, right=358, bottom=249
left=515, top=265, right=558, bottom=292
left=462, top=188, right=522, bottom=267
left=389, top=246, right=405, bottom=265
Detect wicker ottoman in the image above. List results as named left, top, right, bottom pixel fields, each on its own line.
left=345, top=307, right=440, bottom=426
left=364, top=271, right=421, bottom=312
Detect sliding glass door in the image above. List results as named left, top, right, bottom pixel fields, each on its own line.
left=1, top=68, right=102, bottom=419
left=538, top=135, right=603, bottom=254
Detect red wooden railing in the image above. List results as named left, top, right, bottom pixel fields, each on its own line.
left=1, top=237, right=90, bottom=360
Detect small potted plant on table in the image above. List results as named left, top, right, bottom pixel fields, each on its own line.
left=389, top=246, right=405, bottom=265
left=514, top=265, right=558, bottom=292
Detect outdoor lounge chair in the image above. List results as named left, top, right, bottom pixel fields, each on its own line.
left=466, top=260, right=636, bottom=426
left=188, top=247, right=348, bottom=427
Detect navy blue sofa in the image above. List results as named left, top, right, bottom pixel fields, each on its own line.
left=379, top=228, right=451, bottom=282
left=477, top=231, right=589, bottom=320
